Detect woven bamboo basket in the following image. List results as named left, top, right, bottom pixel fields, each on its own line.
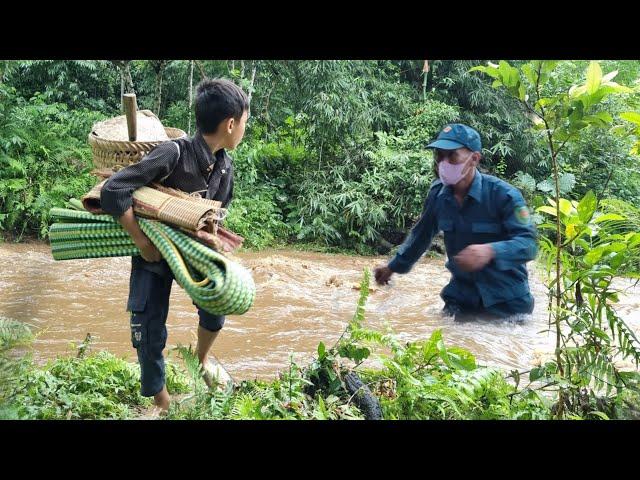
left=88, top=110, right=187, bottom=169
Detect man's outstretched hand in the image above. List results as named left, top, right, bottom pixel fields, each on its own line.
left=453, top=244, right=495, bottom=272
left=374, top=265, right=394, bottom=285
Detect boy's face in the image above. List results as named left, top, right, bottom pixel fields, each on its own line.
left=222, top=110, right=248, bottom=150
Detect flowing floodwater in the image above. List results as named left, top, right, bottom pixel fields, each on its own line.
left=1, top=241, right=639, bottom=380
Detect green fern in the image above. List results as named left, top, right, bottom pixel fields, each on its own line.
left=0, top=317, right=32, bottom=348
left=173, top=344, right=205, bottom=394
left=228, top=394, right=262, bottom=420
left=451, top=368, right=502, bottom=400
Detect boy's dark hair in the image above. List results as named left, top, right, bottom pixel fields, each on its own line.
left=195, top=78, right=249, bottom=134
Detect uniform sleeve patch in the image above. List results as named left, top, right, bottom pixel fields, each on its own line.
left=515, top=205, right=531, bottom=224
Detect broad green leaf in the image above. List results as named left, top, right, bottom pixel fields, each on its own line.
left=541, top=61, right=559, bottom=74
left=583, top=112, right=613, bottom=127
left=620, top=111, right=640, bottom=125
left=589, top=411, right=610, bottom=420
left=499, top=60, right=519, bottom=89
left=575, top=238, right=590, bottom=250
left=607, top=242, right=627, bottom=252
left=570, top=84, right=588, bottom=98
left=536, top=97, right=556, bottom=108
left=569, top=120, right=589, bottom=132
left=558, top=198, right=573, bottom=216
left=586, top=61, right=603, bottom=95
left=628, top=233, right=640, bottom=248
left=568, top=102, right=584, bottom=123
left=536, top=179, right=554, bottom=193
left=601, top=82, right=633, bottom=94
left=317, top=341, right=326, bottom=360
left=593, top=213, right=625, bottom=223
left=536, top=206, right=558, bottom=216
left=469, top=65, right=500, bottom=80
left=529, top=366, right=544, bottom=382
left=577, top=190, right=596, bottom=223
left=610, top=252, right=626, bottom=269
left=518, top=83, right=526, bottom=101
left=446, top=347, right=477, bottom=371
left=585, top=248, right=604, bottom=265
left=521, top=63, right=537, bottom=85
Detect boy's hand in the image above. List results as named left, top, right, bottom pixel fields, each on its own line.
left=116, top=207, right=162, bottom=263
left=138, top=238, right=162, bottom=263
left=374, top=265, right=394, bottom=285
left=453, top=244, right=495, bottom=272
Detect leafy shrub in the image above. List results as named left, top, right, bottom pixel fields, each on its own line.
left=224, top=187, right=291, bottom=250
left=0, top=90, right=104, bottom=238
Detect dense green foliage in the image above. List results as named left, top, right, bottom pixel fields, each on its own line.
left=2, top=60, right=640, bottom=420
left=2, top=60, right=638, bottom=250
left=0, top=84, right=104, bottom=239
left=471, top=60, right=640, bottom=417
left=0, top=318, right=190, bottom=420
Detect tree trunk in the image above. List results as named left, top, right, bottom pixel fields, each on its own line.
left=155, top=73, right=163, bottom=115
left=149, top=60, right=169, bottom=117
left=188, top=60, right=194, bottom=136
left=247, top=62, right=257, bottom=116
left=122, top=62, right=134, bottom=94
left=112, top=60, right=135, bottom=112
left=422, top=60, right=429, bottom=101
left=195, top=60, right=207, bottom=80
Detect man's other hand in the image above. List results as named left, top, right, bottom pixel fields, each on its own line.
left=454, top=244, right=495, bottom=272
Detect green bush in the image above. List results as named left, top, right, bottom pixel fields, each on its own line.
left=13, top=351, right=146, bottom=419
left=0, top=89, right=104, bottom=239
left=285, top=100, right=458, bottom=251
left=224, top=187, right=291, bottom=250
left=9, top=350, right=191, bottom=420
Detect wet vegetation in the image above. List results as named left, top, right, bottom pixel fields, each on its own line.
left=1, top=60, right=640, bottom=419
left=2, top=270, right=639, bottom=420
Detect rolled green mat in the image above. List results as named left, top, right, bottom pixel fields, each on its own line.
left=48, top=203, right=255, bottom=316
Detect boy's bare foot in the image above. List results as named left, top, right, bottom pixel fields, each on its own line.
left=202, top=357, right=234, bottom=392
left=153, top=386, right=170, bottom=411
left=138, top=405, right=168, bottom=420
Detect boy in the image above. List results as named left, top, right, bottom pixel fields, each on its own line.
left=101, top=78, right=249, bottom=412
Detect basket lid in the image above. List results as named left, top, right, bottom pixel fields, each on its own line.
left=91, top=110, right=169, bottom=142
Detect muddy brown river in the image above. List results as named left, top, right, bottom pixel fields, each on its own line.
left=1, top=241, right=639, bottom=380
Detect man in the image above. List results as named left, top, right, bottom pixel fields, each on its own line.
left=374, top=123, right=538, bottom=320
left=100, top=78, right=248, bottom=413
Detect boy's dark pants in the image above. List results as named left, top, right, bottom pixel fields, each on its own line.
left=127, top=265, right=225, bottom=397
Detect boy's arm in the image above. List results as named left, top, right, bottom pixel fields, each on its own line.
left=100, top=142, right=180, bottom=262
left=118, top=207, right=162, bottom=262
left=100, top=142, right=179, bottom=217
